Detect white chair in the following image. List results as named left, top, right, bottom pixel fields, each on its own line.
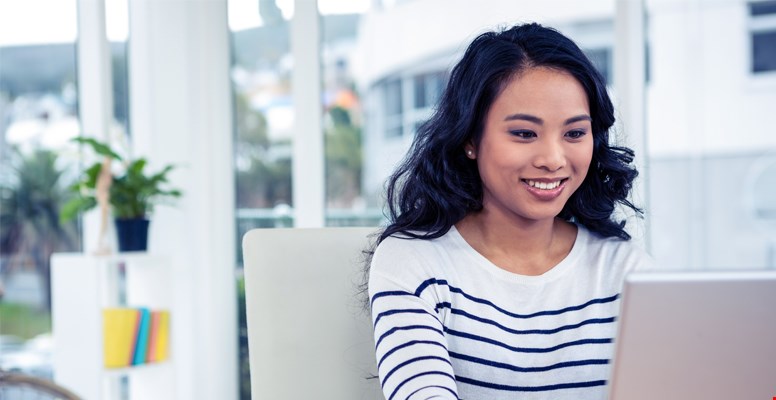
left=242, top=227, right=384, bottom=399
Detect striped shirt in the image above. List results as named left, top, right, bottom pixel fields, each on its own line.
left=369, top=224, right=652, bottom=400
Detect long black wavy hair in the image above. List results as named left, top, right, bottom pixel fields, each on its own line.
left=376, top=22, right=641, bottom=247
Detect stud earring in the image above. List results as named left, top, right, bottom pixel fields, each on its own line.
left=466, top=150, right=473, bottom=157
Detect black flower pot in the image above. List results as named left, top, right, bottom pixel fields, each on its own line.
left=115, top=218, right=150, bottom=252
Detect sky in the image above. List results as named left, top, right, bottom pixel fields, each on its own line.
left=0, top=0, right=370, bottom=47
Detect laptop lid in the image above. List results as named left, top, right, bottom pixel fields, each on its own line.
left=608, top=270, right=776, bottom=400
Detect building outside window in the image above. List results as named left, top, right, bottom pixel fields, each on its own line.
left=585, top=47, right=612, bottom=84
left=413, top=71, right=446, bottom=110
left=750, top=0, right=776, bottom=73
left=647, top=0, right=776, bottom=269
left=382, top=78, right=404, bottom=139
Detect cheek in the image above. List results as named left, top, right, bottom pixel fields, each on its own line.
left=570, top=142, right=594, bottom=174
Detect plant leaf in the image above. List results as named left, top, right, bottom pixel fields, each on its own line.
left=72, top=137, right=123, bottom=161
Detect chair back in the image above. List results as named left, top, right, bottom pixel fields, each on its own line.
left=242, top=227, right=384, bottom=399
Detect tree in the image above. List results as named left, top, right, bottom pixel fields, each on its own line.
left=234, top=93, right=292, bottom=208
left=0, top=148, right=79, bottom=311
left=325, top=106, right=362, bottom=207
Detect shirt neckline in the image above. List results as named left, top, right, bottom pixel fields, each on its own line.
left=447, top=223, right=587, bottom=284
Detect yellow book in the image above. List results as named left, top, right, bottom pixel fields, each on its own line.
left=103, top=308, right=139, bottom=368
left=154, top=310, right=170, bottom=361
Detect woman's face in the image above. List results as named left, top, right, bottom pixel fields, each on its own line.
left=465, top=67, right=594, bottom=224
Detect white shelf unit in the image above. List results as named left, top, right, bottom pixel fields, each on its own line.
left=51, top=253, right=176, bottom=400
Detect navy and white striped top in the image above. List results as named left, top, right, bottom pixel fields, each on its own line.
left=369, top=225, right=651, bottom=400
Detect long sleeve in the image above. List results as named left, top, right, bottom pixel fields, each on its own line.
left=369, top=240, right=459, bottom=400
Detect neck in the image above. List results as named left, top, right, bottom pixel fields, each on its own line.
left=455, top=211, right=574, bottom=276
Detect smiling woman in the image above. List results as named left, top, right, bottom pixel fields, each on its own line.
left=365, top=23, right=652, bottom=400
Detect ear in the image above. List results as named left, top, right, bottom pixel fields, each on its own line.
left=464, top=142, right=476, bottom=159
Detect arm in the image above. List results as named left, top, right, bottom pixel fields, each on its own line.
left=369, top=267, right=459, bottom=400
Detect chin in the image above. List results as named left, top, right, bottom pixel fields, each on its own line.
left=516, top=209, right=566, bottom=223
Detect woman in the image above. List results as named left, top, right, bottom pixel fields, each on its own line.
left=368, top=23, right=652, bottom=400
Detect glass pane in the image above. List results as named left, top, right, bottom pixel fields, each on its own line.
left=750, top=0, right=776, bottom=16
left=320, top=4, right=376, bottom=226
left=107, top=0, right=130, bottom=136
left=230, top=0, right=294, bottom=236
left=384, top=79, right=403, bottom=118
left=413, top=72, right=447, bottom=110
left=0, top=0, right=80, bottom=383
left=228, top=1, right=294, bottom=398
left=585, top=48, right=612, bottom=84
left=753, top=31, right=776, bottom=72
left=646, top=0, right=776, bottom=269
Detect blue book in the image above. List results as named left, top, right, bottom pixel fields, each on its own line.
left=132, top=308, right=152, bottom=365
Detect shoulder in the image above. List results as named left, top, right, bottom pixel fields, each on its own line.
left=579, top=225, right=655, bottom=273
left=369, top=229, right=462, bottom=289
left=371, top=233, right=448, bottom=275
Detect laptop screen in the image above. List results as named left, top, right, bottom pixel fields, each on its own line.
left=608, top=270, right=776, bottom=400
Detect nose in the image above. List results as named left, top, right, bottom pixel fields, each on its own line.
left=532, top=138, right=566, bottom=172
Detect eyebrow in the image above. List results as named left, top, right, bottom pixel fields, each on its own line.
left=504, top=113, right=592, bottom=125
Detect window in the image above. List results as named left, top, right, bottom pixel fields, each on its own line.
left=321, top=13, right=368, bottom=220
left=228, top=3, right=295, bottom=397
left=413, top=71, right=446, bottom=110
left=0, top=0, right=80, bottom=383
left=584, top=47, right=612, bottom=84
left=383, top=78, right=403, bottom=138
left=230, top=0, right=294, bottom=231
left=750, top=1, right=776, bottom=73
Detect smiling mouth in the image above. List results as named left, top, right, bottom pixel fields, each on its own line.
left=523, top=179, right=568, bottom=190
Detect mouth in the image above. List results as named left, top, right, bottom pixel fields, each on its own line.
left=520, top=178, right=569, bottom=201
left=522, top=178, right=569, bottom=190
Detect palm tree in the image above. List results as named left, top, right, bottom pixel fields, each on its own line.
left=0, top=147, right=79, bottom=311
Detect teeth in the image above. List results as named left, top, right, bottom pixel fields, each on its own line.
left=526, top=180, right=562, bottom=190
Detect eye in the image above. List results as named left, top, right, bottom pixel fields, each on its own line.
left=565, top=130, right=588, bottom=140
left=509, top=130, right=537, bottom=139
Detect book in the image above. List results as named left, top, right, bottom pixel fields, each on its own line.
left=132, top=308, right=152, bottom=365
left=103, top=308, right=139, bottom=368
left=145, top=311, right=160, bottom=363
left=127, top=309, right=142, bottom=365
left=154, top=310, right=170, bottom=361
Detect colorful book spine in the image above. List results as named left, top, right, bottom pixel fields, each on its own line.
left=155, top=310, right=170, bottom=361
left=145, top=311, right=160, bottom=363
left=126, top=310, right=142, bottom=366
left=132, top=308, right=152, bottom=365
left=103, top=308, right=140, bottom=368
left=103, top=307, right=170, bottom=368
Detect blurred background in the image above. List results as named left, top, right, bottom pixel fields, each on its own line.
left=1, top=0, right=774, bottom=399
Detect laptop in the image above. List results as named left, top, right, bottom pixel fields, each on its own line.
left=608, top=270, right=776, bottom=400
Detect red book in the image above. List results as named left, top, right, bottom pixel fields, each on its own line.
left=146, top=311, right=160, bottom=363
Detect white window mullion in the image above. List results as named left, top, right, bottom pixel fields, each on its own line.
left=76, top=0, right=114, bottom=255
left=291, top=0, right=325, bottom=227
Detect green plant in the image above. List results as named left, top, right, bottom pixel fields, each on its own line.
left=60, top=137, right=182, bottom=221
left=1, top=147, right=79, bottom=311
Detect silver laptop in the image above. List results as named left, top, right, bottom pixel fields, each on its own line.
left=609, top=270, right=776, bottom=400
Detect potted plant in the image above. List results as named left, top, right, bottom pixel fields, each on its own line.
left=60, top=137, right=182, bottom=252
